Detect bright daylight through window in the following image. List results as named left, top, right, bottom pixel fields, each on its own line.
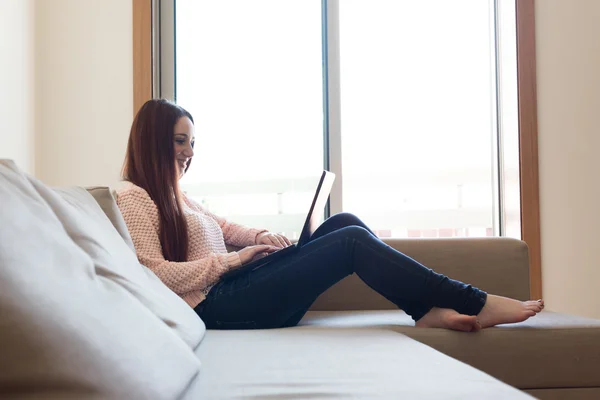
left=168, top=0, right=520, bottom=240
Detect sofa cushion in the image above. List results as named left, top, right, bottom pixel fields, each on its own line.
left=525, top=388, right=600, bottom=400
left=192, top=327, right=532, bottom=399
left=85, top=186, right=136, bottom=252
left=52, top=185, right=205, bottom=349
left=300, top=310, right=600, bottom=390
left=0, top=160, right=201, bottom=399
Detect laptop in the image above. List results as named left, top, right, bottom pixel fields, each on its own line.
left=221, top=170, right=336, bottom=280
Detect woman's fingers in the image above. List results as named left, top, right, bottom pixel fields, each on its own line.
left=275, top=235, right=287, bottom=248
left=259, top=244, right=280, bottom=253
left=273, top=236, right=284, bottom=248
left=267, top=236, right=281, bottom=248
left=271, top=235, right=286, bottom=248
left=273, top=233, right=290, bottom=248
left=257, top=232, right=292, bottom=248
left=262, top=234, right=278, bottom=248
left=282, top=235, right=292, bottom=246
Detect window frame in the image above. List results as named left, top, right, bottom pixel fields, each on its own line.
left=131, top=0, right=542, bottom=299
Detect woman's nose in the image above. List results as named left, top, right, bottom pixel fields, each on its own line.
left=183, top=147, right=194, bottom=158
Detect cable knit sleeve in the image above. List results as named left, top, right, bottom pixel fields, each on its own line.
left=185, top=195, right=267, bottom=247
left=116, top=187, right=241, bottom=295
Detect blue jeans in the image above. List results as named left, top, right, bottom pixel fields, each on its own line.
left=194, top=213, right=487, bottom=329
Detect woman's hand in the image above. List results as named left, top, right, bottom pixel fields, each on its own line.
left=256, top=231, right=292, bottom=249
left=237, top=245, right=281, bottom=265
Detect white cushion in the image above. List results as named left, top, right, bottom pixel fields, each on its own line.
left=86, top=186, right=136, bottom=252
left=0, top=160, right=201, bottom=399
left=51, top=185, right=205, bottom=349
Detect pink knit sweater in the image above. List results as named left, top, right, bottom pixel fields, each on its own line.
left=116, top=183, right=266, bottom=308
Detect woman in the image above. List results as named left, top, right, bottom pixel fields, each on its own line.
left=117, top=99, right=544, bottom=332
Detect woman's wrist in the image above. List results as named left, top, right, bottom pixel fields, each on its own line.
left=225, top=251, right=242, bottom=269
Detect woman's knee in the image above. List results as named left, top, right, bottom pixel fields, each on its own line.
left=338, top=225, right=373, bottom=241
left=312, top=212, right=372, bottom=241
left=331, top=212, right=365, bottom=228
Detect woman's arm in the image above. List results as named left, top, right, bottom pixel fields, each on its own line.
left=117, top=188, right=241, bottom=295
left=185, top=195, right=267, bottom=247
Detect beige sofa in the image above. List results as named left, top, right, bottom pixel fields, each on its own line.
left=1, top=159, right=599, bottom=399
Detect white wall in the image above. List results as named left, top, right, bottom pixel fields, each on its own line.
left=536, top=0, right=600, bottom=318
left=0, top=0, right=35, bottom=174
left=35, top=0, right=133, bottom=189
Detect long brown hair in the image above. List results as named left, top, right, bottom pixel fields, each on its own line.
left=122, top=99, right=194, bottom=262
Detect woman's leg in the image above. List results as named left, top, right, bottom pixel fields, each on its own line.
left=196, top=213, right=542, bottom=330
left=309, top=213, right=487, bottom=320
left=309, top=213, right=544, bottom=329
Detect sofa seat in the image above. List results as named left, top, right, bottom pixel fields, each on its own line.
left=299, top=310, right=600, bottom=395
left=193, top=327, right=531, bottom=399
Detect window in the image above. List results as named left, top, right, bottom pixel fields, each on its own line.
left=174, top=0, right=324, bottom=239
left=157, top=0, right=520, bottom=240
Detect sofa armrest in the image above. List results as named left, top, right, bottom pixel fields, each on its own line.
left=310, top=237, right=531, bottom=311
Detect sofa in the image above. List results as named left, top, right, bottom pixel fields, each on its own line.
left=1, top=159, right=599, bottom=399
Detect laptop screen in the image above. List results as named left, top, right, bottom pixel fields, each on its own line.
left=297, top=171, right=336, bottom=246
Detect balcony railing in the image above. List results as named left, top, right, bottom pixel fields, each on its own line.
left=181, top=168, right=515, bottom=238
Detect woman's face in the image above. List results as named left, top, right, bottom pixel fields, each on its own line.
left=173, top=116, right=195, bottom=179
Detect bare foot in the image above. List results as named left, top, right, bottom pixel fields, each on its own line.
left=416, top=307, right=481, bottom=332
left=477, top=295, right=544, bottom=328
